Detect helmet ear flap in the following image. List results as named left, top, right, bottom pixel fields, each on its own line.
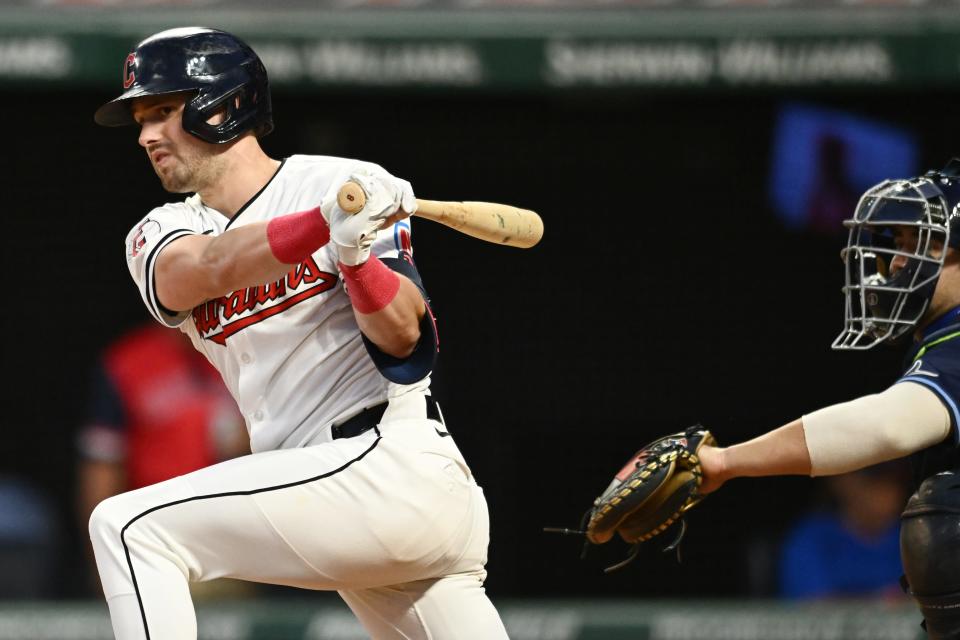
left=178, top=61, right=272, bottom=144
left=235, top=79, right=273, bottom=138
left=181, top=81, right=240, bottom=143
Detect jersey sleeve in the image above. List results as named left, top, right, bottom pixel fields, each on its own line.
left=897, top=343, right=960, bottom=445
left=125, top=205, right=203, bottom=328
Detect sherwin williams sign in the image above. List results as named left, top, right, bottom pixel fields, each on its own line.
left=0, top=7, right=958, bottom=90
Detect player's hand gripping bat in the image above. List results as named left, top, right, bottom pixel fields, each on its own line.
left=337, top=181, right=544, bottom=249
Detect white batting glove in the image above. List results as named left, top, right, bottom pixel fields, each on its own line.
left=323, top=169, right=416, bottom=266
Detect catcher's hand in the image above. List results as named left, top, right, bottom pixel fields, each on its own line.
left=546, top=425, right=717, bottom=572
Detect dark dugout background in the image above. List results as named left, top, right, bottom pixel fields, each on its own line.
left=6, top=84, right=959, bottom=599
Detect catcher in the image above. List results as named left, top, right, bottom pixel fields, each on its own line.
left=563, top=160, right=960, bottom=640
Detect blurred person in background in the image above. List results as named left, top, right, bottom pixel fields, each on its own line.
left=805, top=133, right=859, bottom=235
left=698, top=159, right=960, bottom=639
left=0, top=475, right=60, bottom=599
left=76, top=321, right=249, bottom=598
left=778, top=462, right=908, bottom=600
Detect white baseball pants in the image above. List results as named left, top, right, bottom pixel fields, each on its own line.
left=88, top=398, right=507, bottom=639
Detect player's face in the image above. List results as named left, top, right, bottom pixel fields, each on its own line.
left=132, top=94, right=228, bottom=194
left=888, top=226, right=944, bottom=276
left=887, top=225, right=959, bottom=327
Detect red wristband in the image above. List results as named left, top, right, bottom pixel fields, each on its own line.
left=266, top=207, right=330, bottom=264
left=339, top=256, right=401, bottom=314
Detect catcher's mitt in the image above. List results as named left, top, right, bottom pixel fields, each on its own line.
left=546, top=425, right=716, bottom=572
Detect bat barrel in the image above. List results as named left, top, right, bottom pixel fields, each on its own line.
left=415, top=199, right=543, bottom=249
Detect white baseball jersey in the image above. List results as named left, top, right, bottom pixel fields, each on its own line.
left=124, top=154, right=429, bottom=453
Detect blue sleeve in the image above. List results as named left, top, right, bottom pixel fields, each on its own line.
left=359, top=252, right=439, bottom=385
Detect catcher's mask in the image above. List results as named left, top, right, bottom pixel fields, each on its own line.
left=94, top=26, right=273, bottom=144
left=833, top=159, right=960, bottom=350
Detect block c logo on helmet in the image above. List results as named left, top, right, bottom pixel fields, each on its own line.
left=123, top=53, right=136, bottom=89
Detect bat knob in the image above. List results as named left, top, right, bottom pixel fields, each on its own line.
left=337, top=182, right=367, bottom=215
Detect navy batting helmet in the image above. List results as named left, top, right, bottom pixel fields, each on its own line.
left=94, top=26, right=273, bottom=144
left=833, top=158, right=960, bottom=350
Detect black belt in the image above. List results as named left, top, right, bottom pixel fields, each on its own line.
left=331, top=396, right=444, bottom=440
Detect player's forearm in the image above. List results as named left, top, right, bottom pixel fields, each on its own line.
left=725, top=420, right=813, bottom=477
left=702, top=420, right=812, bottom=492
left=198, top=222, right=298, bottom=293
left=158, top=208, right=331, bottom=311
left=352, top=275, right=425, bottom=358
left=207, top=207, right=334, bottom=291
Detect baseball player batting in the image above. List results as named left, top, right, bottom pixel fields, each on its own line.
left=90, top=26, right=509, bottom=639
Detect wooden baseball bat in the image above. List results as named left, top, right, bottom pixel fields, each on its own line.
left=337, top=182, right=543, bottom=249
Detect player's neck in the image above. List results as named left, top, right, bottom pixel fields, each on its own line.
left=197, top=139, right=280, bottom=218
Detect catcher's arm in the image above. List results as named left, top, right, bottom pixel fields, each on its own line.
left=700, top=382, right=951, bottom=494
left=697, top=420, right=810, bottom=495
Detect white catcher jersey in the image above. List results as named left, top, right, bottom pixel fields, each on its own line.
left=124, top=155, right=432, bottom=453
